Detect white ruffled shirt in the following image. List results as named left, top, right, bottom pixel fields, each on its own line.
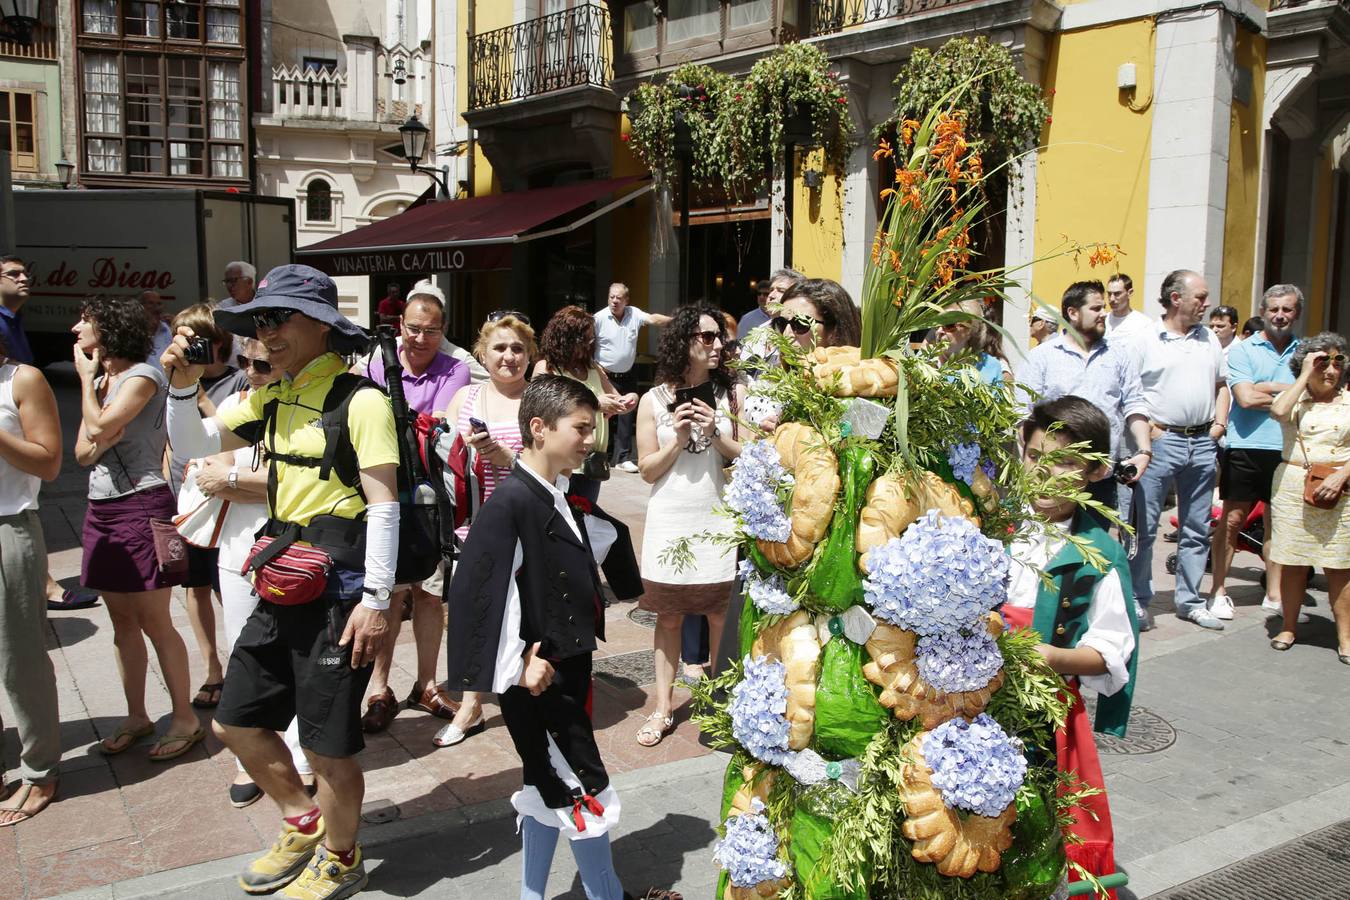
left=1006, top=518, right=1135, bottom=698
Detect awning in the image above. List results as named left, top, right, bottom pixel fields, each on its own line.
left=296, top=175, right=652, bottom=277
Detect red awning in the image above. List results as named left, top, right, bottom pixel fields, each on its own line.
left=296, top=175, right=651, bottom=277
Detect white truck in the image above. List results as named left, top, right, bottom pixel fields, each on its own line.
left=12, top=189, right=295, bottom=367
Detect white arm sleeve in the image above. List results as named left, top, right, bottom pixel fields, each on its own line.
left=360, top=500, right=400, bottom=608
left=1077, top=569, right=1136, bottom=698
left=166, top=392, right=222, bottom=459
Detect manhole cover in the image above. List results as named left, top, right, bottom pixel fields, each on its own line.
left=1149, top=818, right=1350, bottom=898
left=594, top=648, right=656, bottom=687
left=1082, top=696, right=1177, bottom=755
left=628, top=608, right=658, bottom=629
left=360, top=799, right=400, bottom=824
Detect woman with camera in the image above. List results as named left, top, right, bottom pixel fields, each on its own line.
left=73, top=295, right=202, bottom=761
left=1268, top=332, right=1350, bottom=663
left=633, top=305, right=745, bottom=747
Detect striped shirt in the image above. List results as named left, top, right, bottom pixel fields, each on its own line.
left=1018, top=333, right=1147, bottom=459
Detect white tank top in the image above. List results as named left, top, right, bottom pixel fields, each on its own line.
left=0, top=364, right=41, bottom=515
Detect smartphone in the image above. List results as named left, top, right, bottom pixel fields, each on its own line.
left=468, top=416, right=489, bottom=434
left=671, top=381, right=716, bottom=412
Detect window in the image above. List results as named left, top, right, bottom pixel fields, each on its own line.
left=167, top=57, right=204, bottom=175
left=206, top=0, right=241, bottom=44
left=305, top=178, right=333, bottom=223
left=83, top=53, right=122, bottom=173
left=667, top=0, right=721, bottom=42
left=0, top=92, right=37, bottom=172
left=623, top=2, right=657, bottom=54
left=730, top=0, right=772, bottom=28
left=302, top=57, right=337, bottom=73
left=125, top=1, right=161, bottom=37
left=165, top=2, right=200, bottom=39
left=82, top=0, right=117, bottom=34
left=125, top=55, right=163, bottom=173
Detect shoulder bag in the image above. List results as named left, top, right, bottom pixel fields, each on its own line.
left=1297, top=429, right=1345, bottom=510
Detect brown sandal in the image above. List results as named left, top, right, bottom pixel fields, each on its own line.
left=0, top=783, right=56, bottom=827
left=407, top=684, right=459, bottom=721
left=361, top=688, right=398, bottom=733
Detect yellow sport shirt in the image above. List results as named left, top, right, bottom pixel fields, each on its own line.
left=218, top=352, right=399, bottom=526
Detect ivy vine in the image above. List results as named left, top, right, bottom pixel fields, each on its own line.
left=626, top=43, right=853, bottom=201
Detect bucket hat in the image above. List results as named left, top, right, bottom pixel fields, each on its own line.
left=214, top=264, right=368, bottom=353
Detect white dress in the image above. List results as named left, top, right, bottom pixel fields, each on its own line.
left=638, top=384, right=737, bottom=616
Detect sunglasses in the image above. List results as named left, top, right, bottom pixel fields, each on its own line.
left=1314, top=354, right=1348, bottom=368
left=252, top=309, right=298, bottom=331
left=771, top=314, right=818, bottom=336
left=487, top=309, right=530, bottom=326
left=236, top=355, right=273, bottom=375
left=693, top=329, right=723, bottom=347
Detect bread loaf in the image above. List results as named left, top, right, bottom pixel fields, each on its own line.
left=751, top=610, right=821, bottom=751
left=756, top=423, right=840, bottom=569
left=856, top=471, right=923, bottom=567
left=861, top=614, right=1005, bottom=730
left=811, top=345, right=900, bottom=397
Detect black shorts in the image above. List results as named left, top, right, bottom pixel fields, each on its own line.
left=215, top=565, right=371, bottom=758
left=1219, top=447, right=1283, bottom=504
left=184, top=545, right=221, bottom=591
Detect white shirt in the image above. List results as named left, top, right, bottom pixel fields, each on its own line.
left=1006, top=519, right=1135, bottom=698
left=1105, top=309, right=1152, bottom=358
left=593, top=306, right=650, bottom=374
left=147, top=321, right=173, bottom=370
left=1137, top=321, right=1227, bottom=427
left=0, top=364, right=39, bottom=515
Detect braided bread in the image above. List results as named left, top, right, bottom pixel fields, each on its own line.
left=856, top=471, right=923, bottom=566
left=860, top=613, right=1005, bottom=730
left=897, top=732, right=1017, bottom=878
left=811, top=346, right=900, bottom=397
left=723, top=766, right=790, bottom=900
left=751, top=610, right=821, bottom=750
left=757, top=423, right=840, bottom=569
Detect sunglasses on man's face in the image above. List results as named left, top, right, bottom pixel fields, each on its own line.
left=252, top=309, right=298, bottom=331
left=236, top=355, right=273, bottom=375
left=693, top=329, right=722, bottom=347
left=771, top=314, right=818, bottom=336
left=487, top=309, right=530, bottom=326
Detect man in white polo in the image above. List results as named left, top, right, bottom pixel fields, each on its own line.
left=1129, top=269, right=1231, bottom=632
left=594, top=282, right=670, bottom=473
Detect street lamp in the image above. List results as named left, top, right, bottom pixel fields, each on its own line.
left=391, top=58, right=407, bottom=86
left=0, top=0, right=40, bottom=45
left=398, top=115, right=450, bottom=200
left=54, top=156, right=73, bottom=189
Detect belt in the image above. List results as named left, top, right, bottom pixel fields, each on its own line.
left=259, top=515, right=365, bottom=569
left=1154, top=420, right=1213, bottom=437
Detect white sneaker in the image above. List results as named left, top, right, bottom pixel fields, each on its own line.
left=1208, top=593, right=1235, bottom=620
left=1262, top=596, right=1309, bottom=623
left=617, top=460, right=639, bottom=474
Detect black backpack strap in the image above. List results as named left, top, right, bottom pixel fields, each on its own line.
left=318, top=373, right=378, bottom=487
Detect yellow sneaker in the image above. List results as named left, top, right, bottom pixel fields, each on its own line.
left=278, top=844, right=369, bottom=900
left=238, top=818, right=327, bottom=894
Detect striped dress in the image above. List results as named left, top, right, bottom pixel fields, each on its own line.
left=454, top=383, right=524, bottom=540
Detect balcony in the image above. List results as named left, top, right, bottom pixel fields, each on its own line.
left=272, top=65, right=347, bottom=120
left=468, top=3, right=612, bottom=111
left=807, top=0, right=984, bottom=34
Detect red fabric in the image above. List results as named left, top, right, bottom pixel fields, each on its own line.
left=570, top=793, right=606, bottom=832
left=999, top=606, right=1118, bottom=897
left=377, top=297, right=405, bottom=318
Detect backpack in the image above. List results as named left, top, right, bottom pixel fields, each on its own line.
left=429, top=421, right=487, bottom=532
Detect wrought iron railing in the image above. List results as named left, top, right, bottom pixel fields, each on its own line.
left=809, top=0, right=981, bottom=35
left=469, top=3, right=612, bottom=111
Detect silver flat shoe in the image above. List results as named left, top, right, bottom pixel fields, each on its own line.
left=432, top=715, right=485, bottom=747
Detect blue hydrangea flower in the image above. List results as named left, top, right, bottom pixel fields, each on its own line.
left=729, top=655, right=791, bottom=765
left=714, top=798, right=788, bottom=888
left=947, top=442, right=982, bottom=486
left=915, top=626, right=1003, bottom=694
left=922, top=713, right=1027, bottom=818
left=725, top=440, right=793, bottom=542
left=979, top=457, right=997, bottom=481
left=739, top=559, right=798, bottom=615
left=862, top=512, right=1009, bottom=636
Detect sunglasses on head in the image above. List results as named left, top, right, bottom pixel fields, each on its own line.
left=771, top=314, right=818, bottom=336
left=252, top=309, right=298, bottom=331
left=693, top=329, right=722, bottom=347
left=236, top=355, right=273, bottom=375
left=1314, top=353, right=1348, bottom=368
left=487, top=309, right=530, bottom=326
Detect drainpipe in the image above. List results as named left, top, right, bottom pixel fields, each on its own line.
left=465, top=0, right=475, bottom=197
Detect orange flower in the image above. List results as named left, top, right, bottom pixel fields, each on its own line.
left=899, top=119, right=921, bottom=145
left=873, top=138, right=893, bottom=161
left=1088, top=244, right=1117, bottom=267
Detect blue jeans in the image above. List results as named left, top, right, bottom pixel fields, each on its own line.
left=1129, top=431, right=1218, bottom=618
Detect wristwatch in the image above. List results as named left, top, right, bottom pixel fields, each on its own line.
left=226, top=465, right=239, bottom=490
left=363, top=586, right=392, bottom=605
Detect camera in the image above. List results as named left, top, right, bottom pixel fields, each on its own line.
left=184, top=336, right=213, bottom=365
left=1113, top=460, right=1137, bottom=484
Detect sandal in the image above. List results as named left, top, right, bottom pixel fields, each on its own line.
left=627, top=889, right=684, bottom=900
left=0, top=783, right=56, bottom=827
left=96, top=722, right=155, bottom=755
left=48, top=588, right=99, bottom=611
left=635, top=712, right=674, bottom=748
left=191, top=682, right=224, bottom=709
left=407, top=684, right=460, bottom=721
left=433, top=711, right=485, bottom=747
left=148, top=727, right=206, bottom=762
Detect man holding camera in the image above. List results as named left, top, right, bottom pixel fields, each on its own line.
left=1018, top=280, right=1153, bottom=517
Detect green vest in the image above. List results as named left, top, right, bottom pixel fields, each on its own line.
left=1030, top=511, right=1139, bottom=738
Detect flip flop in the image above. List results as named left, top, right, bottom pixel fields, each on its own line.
left=96, top=722, right=155, bottom=755
left=148, top=727, right=206, bottom=762
left=0, top=783, right=55, bottom=827
left=48, top=588, right=99, bottom=611
left=191, top=682, right=224, bottom=709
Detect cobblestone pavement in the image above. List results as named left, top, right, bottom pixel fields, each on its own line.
left=8, top=366, right=1348, bottom=899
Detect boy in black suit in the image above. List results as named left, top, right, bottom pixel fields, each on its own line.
left=446, top=375, right=668, bottom=900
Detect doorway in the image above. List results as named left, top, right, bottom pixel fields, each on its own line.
left=687, top=215, right=770, bottom=317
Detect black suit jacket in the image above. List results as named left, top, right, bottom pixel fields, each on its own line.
left=446, top=464, right=608, bottom=693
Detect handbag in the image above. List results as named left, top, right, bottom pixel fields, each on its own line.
left=110, top=445, right=189, bottom=579
left=1297, top=431, right=1345, bottom=510
left=243, top=536, right=332, bottom=606
left=173, top=463, right=231, bottom=549
left=582, top=449, right=611, bottom=481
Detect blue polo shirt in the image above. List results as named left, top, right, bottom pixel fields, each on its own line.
left=1226, top=333, right=1298, bottom=450
left=0, top=305, right=34, bottom=365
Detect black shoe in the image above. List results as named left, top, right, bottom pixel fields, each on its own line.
left=1164, top=529, right=1179, bottom=543
left=229, top=780, right=264, bottom=809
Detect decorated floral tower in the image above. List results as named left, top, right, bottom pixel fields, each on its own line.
left=679, top=97, right=1120, bottom=900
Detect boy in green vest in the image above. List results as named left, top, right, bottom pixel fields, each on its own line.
left=1003, top=395, right=1140, bottom=888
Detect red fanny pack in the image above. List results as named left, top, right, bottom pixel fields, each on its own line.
left=244, top=537, right=332, bottom=606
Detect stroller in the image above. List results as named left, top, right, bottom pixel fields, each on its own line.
left=1165, top=501, right=1265, bottom=582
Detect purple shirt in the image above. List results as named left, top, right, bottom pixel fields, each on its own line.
left=364, top=349, right=469, bottom=415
